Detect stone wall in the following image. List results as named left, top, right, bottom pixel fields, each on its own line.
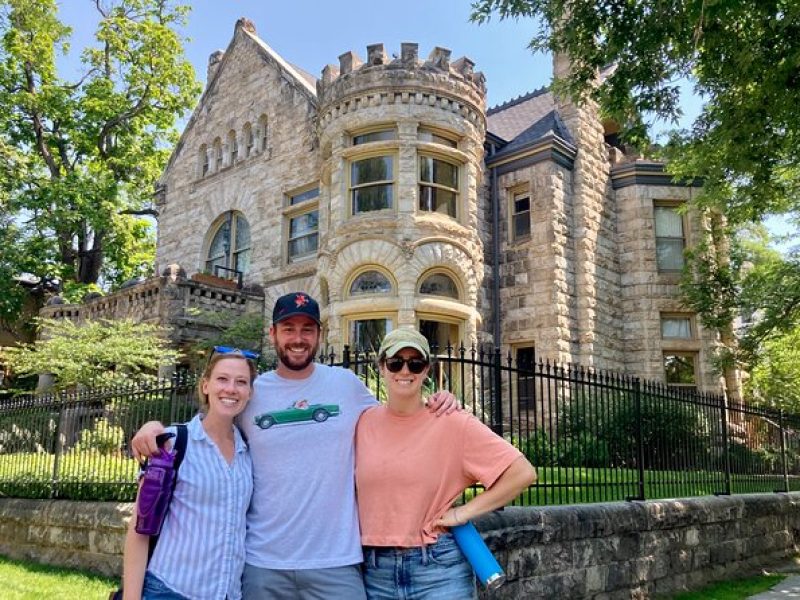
left=1, top=494, right=797, bottom=597
left=0, top=498, right=131, bottom=577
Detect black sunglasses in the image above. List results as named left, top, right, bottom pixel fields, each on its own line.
left=213, top=345, right=260, bottom=360
left=384, top=357, right=429, bottom=374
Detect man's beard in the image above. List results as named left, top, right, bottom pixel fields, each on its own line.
left=276, top=341, right=320, bottom=371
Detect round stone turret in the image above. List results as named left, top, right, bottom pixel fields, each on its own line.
left=314, top=43, right=488, bottom=351
left=317, top=43, right=486, bottom=133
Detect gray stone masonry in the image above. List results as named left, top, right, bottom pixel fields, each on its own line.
left=2, top=493, right=799, bottom=597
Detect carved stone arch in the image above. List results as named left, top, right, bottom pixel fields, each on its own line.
left=327, top=239, right=406, bottom=301
left=410, top=242, right=478, bottom=303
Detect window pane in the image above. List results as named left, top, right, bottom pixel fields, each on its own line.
left=290, top=188, right=320, bottom=205
left=654, top=206, right=684, bottom=237
left=419, top=273, right=458, bottom=299
left=290, top=211, right=319, bottom=237
left=350, top=319, right=390, bottom=352
left=419, top=157, right=458, bottom=188
left=661, top=317, right=692, bottom=338
left=208, top=221, right=230, bottom=261
left=352, top=156, right=393, bottom=185
left=235, top=216, right=250, bottom=250
left=419, top=319, right=459, bottom=354
left=353, top=185, right=392, bottom=213
left=419, top=129, right=457, bottom=147
left=288, top=233, right=318, bottom=260
left=350, top=271, right=392, bottom=295
left=433, top=160, right=458, bottom=188
left=657, top=239, right=685, bottom=270
left=234, top=249, right=251, bottom=274
left=419, top=186, right=456, bottom=216
left=513, top=213, right=530, bottom=238
left=353, top=130, right=396, bottom=145
left=664, top=354, right=696, bottom=385
left=514, top=196, right=530, bottom=213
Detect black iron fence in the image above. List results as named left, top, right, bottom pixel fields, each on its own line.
left=1, top=346, right=798, bottom=504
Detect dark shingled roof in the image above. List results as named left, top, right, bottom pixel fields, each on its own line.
left=492, top=109, right=574, bottom=158
left=486, top=87, right=554, bottom=142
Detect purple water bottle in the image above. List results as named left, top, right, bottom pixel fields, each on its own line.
left=451, top=521, right=506, bottom=590
left=135, top=433, right=176, bottom=536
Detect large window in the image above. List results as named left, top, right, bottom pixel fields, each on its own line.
left=655, top=204, right=686, bottom=271
left=205, top=212, right=251, bottom=278
left=419, top=272, right=459, bottom=300
left=351, top=156, right=394, bottom=213
left=511, top=193, right=531, bottom=240
left=663, top=353, right=697, bottom=388
left=350, top=318, right=391, bottom=353
left=419, top=156, right=458, bottom=217
left=350, top=270, right=392, bottom=296
left=286, top=187, right=319, bottom=263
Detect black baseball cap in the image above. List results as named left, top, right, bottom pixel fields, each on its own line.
left=272, top=292, right=321, bottom=326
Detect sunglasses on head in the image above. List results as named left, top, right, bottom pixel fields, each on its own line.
left=384, top=357, right=429, bottom=374
left=213, top=345, right=260, bottom=361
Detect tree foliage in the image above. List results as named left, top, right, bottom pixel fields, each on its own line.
left=0, top=0, right=200, bottom=320
left=471, top=0, right=800, bottom=222
left=4, top=318, right=180, bottom=389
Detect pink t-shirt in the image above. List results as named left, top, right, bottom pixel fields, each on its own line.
left=355, top=405, right=523, bottom=547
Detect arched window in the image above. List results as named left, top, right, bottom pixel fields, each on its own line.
left=227, top=130, right=238, bottom=165
left=205, top=211, right=251, bottom=278
left=419, top=272, right=459, bottom=299
left=199, top=144, right=209, bottom=176
left=258, top=114, right=268, bottom=152
left=243, top=122, right=253, bottom=158
left=349, top=270, right=392, bottom=296
left=212, top=137, right=223, bottom=171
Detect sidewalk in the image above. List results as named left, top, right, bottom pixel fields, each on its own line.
left=748, top=559, right=800, bottom=599
left=747, top=575, right=800, bottom=599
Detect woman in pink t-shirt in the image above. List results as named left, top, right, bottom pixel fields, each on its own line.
left=355, top=328, right=537, bottom=599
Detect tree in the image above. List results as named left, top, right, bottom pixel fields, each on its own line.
left=0, top=0, right=200, bottom=318
left=4, top=317, right=180, bottom=389
left=471, top=0, right=800, bottom=398
left=470, top=0, right=800, bottom=221
left=746, top=327, right=800, bottom=412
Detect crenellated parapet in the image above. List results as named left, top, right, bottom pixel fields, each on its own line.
left=316, top=43, right=486, bottom=132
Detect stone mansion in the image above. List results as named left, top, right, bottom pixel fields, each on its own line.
left=42, top=18, right=721, bottom=393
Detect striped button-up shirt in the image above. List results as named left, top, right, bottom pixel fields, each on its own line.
left=148, top=414, right=253, bottom=599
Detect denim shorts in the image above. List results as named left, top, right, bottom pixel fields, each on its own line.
left=363, top=533, right=477, bottom=600
left=142, top=571, right=190, bottom=600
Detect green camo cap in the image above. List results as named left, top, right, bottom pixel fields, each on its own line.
left=378, top=328, right=431, bottom=361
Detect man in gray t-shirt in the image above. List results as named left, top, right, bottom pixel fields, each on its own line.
left=132, top=291, right=457, bottom=599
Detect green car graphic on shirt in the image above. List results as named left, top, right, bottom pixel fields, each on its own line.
left=254, top=402, right=340, bottom=429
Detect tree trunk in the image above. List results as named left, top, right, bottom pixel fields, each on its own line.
left=709, top=210, right=744, bottom=405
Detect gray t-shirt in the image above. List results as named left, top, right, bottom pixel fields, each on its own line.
left=239, top=363, right=377, bottom=569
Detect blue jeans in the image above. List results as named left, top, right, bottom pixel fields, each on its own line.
left=363, top=533, right=477, bottom=600
left=142, top=571, right=190, bottom=600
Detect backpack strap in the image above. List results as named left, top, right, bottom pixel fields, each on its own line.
left=146, top=423, right=188, bottom=561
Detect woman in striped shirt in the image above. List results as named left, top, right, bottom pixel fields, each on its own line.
left=123, top=349, right=256, bottom=600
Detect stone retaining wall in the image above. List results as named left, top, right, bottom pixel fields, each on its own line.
left=0, top=494, right=797, bottom=597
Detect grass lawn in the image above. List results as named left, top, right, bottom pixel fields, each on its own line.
left=670, top=573, right=786, bottom=599
left=0, top=555, right=118, bottom=600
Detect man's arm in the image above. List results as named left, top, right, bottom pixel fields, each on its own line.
left=130, top=421, right=167, bottom=461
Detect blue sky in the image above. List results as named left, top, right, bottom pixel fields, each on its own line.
left=53, top=0, right=793, bottom=247
left=56, top=0, right=553, bottom=110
